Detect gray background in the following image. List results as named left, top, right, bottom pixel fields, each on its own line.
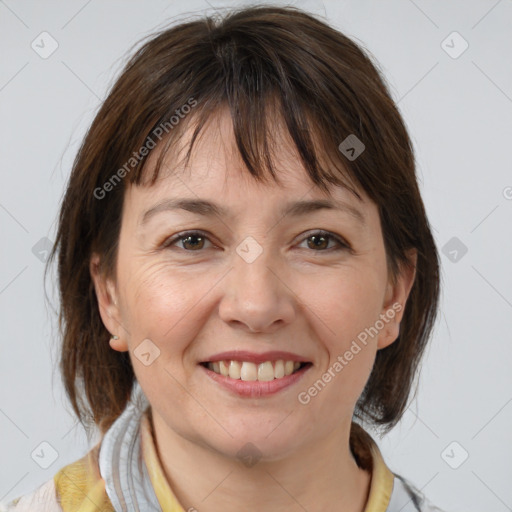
left=1, top=0, right=511, bottom=510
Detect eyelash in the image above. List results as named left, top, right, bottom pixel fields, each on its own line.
left=162, top=230, right=352, bottom=253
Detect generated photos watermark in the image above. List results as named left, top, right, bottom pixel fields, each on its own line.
left=297, top=302, right=402, bottom=405
left=93, top=97, right=198, bottom=200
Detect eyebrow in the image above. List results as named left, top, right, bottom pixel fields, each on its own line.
left=139, top=198, right=365, bottom=226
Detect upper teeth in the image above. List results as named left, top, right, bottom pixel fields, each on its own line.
left=207, top=360, right=302, bottom=381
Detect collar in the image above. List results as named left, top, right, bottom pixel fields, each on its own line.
left=139, top=410, right=186, bottom=511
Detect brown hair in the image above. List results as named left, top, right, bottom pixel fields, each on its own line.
left=47, top=5, right=440, bottom=435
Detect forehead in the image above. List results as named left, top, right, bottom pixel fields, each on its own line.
left=130, top=107, right=367, bottom=210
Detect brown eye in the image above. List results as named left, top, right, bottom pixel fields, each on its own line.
left=298, top=231, right=350, bottom=252
left=181, top=234, right=205, bottom=250
left=306, top=234, right=329, bottom=250
left=163, top=231, right=213, bottom=251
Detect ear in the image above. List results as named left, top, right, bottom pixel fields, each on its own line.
left=377, top=249, right=417, bottom=350
left=90, top=253, right=129, bottom=352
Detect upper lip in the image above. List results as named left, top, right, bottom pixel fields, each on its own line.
left=201, top=350, right=311, bottom=365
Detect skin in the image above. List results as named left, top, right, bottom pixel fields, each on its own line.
left=91, top=109, right=416, bottom=512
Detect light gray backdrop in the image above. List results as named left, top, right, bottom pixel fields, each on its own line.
left=1, top=1, right=511, bottom=510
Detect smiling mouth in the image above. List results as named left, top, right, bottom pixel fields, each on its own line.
left=200, top=360, right=311, bottom=382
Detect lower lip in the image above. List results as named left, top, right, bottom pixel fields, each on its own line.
left=200, top=364, right=311, bottom=398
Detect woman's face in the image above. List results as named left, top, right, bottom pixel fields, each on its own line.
left=92, top=109, right=414, bottom=461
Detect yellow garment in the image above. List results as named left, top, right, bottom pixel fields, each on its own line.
left=53, top=444, right=113, bottom=512
left=53, top=412, right=395, bottom=511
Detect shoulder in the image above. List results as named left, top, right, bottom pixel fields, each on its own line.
left=1, top=444, right=114, bottom=512
left=349, top=424, right=446, bottom=512
left=388, top=474, right=446, bottom=512
left=53, top=442, right=114, bottom=512
left=0, top=479, right=61, bottom=512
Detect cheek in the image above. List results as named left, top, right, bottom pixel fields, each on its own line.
left=116, top=262, right=213, bottom=408
left=117, top=260, right=218, bottom=352
left=310, top=266, right=385, bottom=342
left=304, top=267, right=384, bottom=395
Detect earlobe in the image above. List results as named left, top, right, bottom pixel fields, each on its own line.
left=90, top=253, right=129, bottom=352
left=109, top=334, right=128, bottom=352
left=377, top=249, right=417, bottom=350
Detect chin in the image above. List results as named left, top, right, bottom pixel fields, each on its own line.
left=196, top=417, right=307, bottom=464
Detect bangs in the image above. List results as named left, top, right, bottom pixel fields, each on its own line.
left=122, top=22, right=363, bottom=198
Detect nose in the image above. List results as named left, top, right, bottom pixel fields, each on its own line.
left=218, top=246, right=296, bottom=334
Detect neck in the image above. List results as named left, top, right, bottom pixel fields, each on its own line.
left=150, top=411, right=371, bottom=512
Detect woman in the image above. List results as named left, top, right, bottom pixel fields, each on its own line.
left=4, top=5, right=443, bottom=511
